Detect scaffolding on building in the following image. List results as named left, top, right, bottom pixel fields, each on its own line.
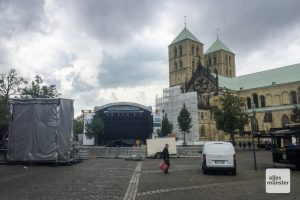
left=155, top=86, right=199, bottom=142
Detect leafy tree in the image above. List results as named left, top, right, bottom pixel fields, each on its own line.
left=85, top=116, right=104, bottom=145
left=21, top=75, right=60, bottom=98
left=0, top=69, right=27, bottom=136
left=0, top=69, right=28, bottom=104
left=291, top=105, right=300, bottom=123
left=73, top=115, right=84, bottom=140
left=177, top=104, right=192, bottom=146
left=156, top=128, right=162, bottom=138
left=212, top=90, right=248, bottom=145
left=161, top=114, right=173, bottom=137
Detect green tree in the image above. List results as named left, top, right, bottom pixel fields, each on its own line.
left=177, top=104, right=192, bottom=146
left=156, top=128, right=162, bottom=138
left=85, top=116, right=104, bottom=145
left=291, top=105, right=300, bottom=123
left=73, top=115, right=84, bottom=140
left=21, top=75, right=60, bottom=98
left=0, top=69, right=28, bottom=104
left=212, top=90, right=248, bottom=145
left=0, top=69, right=27, bottom=136
left=161, top=114, right=173, bottom=137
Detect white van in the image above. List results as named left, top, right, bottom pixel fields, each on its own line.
left=202, top=142, right=236, bottom=175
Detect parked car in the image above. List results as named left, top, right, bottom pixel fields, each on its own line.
left=202, top=141, right=236, bottom=175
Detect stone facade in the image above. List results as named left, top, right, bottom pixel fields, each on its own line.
left=204, top=50, right=236, bottom=78
left=168, top=27, right=300, bottom=141
left=169, top=38, right=204, bottom=86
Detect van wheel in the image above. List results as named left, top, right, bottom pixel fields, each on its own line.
left=232, top=169, right=237, bottom=176
left=202, top=169, right=207, bottom=175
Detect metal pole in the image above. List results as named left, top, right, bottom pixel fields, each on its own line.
left=251, top=117, right=257, bottom=171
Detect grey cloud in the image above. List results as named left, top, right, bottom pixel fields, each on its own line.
left=69, top=0, right=167, bottom=45
left=0, top=0, right=46, bottom=38
left=0, top=47, right=11, bottom=71
left=183, top=0, right=300, bottom=55
left=71, top=75, right=96, bottom=92
left=98, top=44, right=167, bottom=88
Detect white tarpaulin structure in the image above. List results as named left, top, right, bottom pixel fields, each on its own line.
left=7, top=98, right=74, bottom=163
left=155, top=86, right=199, bottom=142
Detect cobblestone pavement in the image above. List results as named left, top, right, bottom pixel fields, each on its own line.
left=137, top=151, right=300, bottom=200
left=0, top=159, right=137, bottom=200
left=0, top=151, right=299, bottom=200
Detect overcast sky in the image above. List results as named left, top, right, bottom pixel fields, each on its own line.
left=1, top=0, right=300, bottom=116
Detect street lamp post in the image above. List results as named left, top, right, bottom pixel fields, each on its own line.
left=250, top=103, right=258, bottom=171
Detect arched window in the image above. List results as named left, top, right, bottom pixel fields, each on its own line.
left=208, top=57, right=211, bottom=66
left=174, top=61, right=177, bottom=70
left=213, top=56, right=216, bottom=65
left=225, top=55, right=228, bottom=65
left=225, top=68, right=228, bottom=75
left=191, top=45, right=194, bottom=55
left=260, top=95, right=266, bottom=107
left=290, top=91, right=297, bottom=104
left=179, top=45, right=182, bottom=56
left=229, top=69, right=232, bottom=77
left=196, top=47, right=199, bottom=56
left=229, top=56, right=231, bottom=65
left=201, top=125, right=205, bottom=137
left=179, top=59, right=183, bottom=68
left=201, top=112, right=204, bottom=120
left=281, top=115, right=289, bottom=127
left=246, top=97, right=251, bottom=109
left=252, top=93, right=258, bottom=108
left=174, top=47, right=177, bottom=58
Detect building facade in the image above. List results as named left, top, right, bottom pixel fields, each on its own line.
left=164, top=26, right=300, bottom=141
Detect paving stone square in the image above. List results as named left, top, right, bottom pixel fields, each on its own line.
left=0, top=151, right=299, bottom=200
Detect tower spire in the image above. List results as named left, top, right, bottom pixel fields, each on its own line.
left=184, top=16, right=186, bottom=28
left=217, top=28, right=219, bottom=39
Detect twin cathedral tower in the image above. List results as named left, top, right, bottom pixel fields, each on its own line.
left=168, top=27, right=235, bottom=87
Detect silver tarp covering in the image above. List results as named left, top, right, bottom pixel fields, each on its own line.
left=7, top=98, right=74, bottom=162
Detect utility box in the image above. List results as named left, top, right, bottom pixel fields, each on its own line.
left=7, top=98, right=74, bottom=163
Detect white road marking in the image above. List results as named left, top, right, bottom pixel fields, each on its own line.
left=123, top=162, right=142, bottom=200
left=137, top=180, right=249, bottom=197
left=142, top=167, right=199, bottom=173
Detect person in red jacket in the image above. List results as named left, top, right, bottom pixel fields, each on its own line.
left=163, top=144, right=170, bottom=174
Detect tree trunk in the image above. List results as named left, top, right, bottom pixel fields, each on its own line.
left=183, top=131, right=187, bottom=146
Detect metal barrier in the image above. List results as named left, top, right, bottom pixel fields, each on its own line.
left=82, top=146, right=203, bottom=158
left=177, top=146, right=202, bottom=157
left=83, top=146, right=147, bottom=158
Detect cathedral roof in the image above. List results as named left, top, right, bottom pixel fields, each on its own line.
left=216, top=63, right=300, bottom=90
left=206, top=38, right=233, bottom=54
left=170, top=27, right=202, bottom=45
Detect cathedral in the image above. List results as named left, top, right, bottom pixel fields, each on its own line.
left=167, top=26, right=300, bottom=141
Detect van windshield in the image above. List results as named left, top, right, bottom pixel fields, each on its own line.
left=205, top=144, right=234, bottom=153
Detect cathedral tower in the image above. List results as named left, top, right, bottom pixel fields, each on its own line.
left=168, top=27, right=204, bottom=87
left=204, top=38, right=235, bottom=77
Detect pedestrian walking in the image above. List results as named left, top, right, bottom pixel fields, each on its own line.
left=238, top=141, right=242, bottom=149
left=248, top=141, right=251, bottom=149
left=243, top=141, right=246, bottom=150
left=163, top=144, right=170, bottom=174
